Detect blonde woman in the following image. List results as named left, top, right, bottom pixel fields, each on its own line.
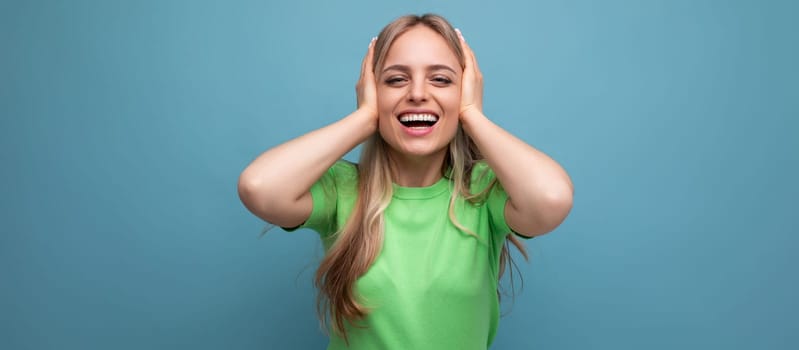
left=238, top=13, right=573, bottom=350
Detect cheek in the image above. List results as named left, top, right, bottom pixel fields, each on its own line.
left=376, top=88, right=399, bottom=115
left=451, top=97, right=461, bottom=112
left=376, top=90, right=395, bottom=131
left=441, top=90, right=461, bottom=113
left=440, top=90, right=462, bottom=133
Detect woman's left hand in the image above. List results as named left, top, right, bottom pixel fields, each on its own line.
left=457, top=29, right=483, bottom=120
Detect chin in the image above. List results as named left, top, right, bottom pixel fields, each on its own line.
left=389, top=140, right=450, bottom=159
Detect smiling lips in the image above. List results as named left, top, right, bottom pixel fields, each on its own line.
left=397, top=113, right=439, bottom=136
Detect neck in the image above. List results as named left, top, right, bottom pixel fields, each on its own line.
left=387, top=149, right=448, bottom=187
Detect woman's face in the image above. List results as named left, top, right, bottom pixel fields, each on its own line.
left=376, top=25, right=462, bottom=161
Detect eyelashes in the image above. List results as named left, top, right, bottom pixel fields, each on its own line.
left=385, top=77, right=406, bottom=84
left=384, top=76, right=453, bottom=85
left=433, top=77, right=452, bottom=84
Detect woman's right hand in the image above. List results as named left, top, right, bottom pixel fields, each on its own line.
left=356, top=37, right=378, bottom=120
left=239, top=39, right=382, bottom=228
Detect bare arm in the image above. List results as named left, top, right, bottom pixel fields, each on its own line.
left=238, top=38, right=378, bottom=228
left=462, top=112, right=573, bottom=237
left=457, top=30, right=574, bottom=237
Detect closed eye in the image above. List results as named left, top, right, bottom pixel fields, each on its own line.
left=432, top=76, right=452, bottom=84
left=385, top=77, right=407, bottom=85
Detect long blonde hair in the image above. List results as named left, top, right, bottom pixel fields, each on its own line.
left=314, top=13, right=528, bottom=343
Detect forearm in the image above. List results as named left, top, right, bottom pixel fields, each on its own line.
left=239, top=109, right=375, bottom=204
left=461, top=110, right=573, bottom=231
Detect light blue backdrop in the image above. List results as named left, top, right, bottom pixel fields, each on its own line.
left=2, top=0, right=797, bottom=349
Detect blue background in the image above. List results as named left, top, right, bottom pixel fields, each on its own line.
left=2, top=0, right=797, bottom=349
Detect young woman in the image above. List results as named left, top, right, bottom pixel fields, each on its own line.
left=238, top=14, right=573, bottom=350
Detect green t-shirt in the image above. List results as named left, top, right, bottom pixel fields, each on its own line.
left=295, top=160, right=514, bottom=350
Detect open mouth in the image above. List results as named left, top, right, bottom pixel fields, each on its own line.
left=398, top=113, right=439, bottom=129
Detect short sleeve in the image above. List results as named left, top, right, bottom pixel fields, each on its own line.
left=282, top=162, right=346, bottom=236
left=471, top=162, right=518, bottom=237
left=283, top=160, right=358, bottom=237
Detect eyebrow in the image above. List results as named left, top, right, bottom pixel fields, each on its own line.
left=381, top=64, right=457, bottom=75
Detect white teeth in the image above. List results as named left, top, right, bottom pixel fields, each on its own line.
left=398, top=113, right=439, bottom=123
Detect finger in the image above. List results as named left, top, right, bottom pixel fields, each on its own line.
left=465, top=42, right=480, bottom=76
left=362, top=37, right=377, bottom=78
left=469, top=46, right=480, bottom=76
left=456, top=29, right=470, bottom=70
left=457, top=31, right=476, bottom=75
left=456, top=30, right=481, bottom=76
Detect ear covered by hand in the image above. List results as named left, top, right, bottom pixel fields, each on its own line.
left=356, top=30, right=485, bottom=123
left=356, top=37, right=379, bottom=120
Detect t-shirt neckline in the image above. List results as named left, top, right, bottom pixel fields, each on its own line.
left=392, top=177, right=449, bottom=199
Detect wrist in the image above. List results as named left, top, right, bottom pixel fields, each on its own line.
left=350, top=108, right=378, bottom=136
left=460, top=108, right=487, bottom=131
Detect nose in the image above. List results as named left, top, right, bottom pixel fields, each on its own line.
left=407, top=79, right=428, bottom=103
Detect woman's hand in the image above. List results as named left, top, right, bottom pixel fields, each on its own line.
left=457, top=30, right=484, bottom=120
left=356, top=37, right=379, bottom=120
left=238, top=40, right=385, bottom=229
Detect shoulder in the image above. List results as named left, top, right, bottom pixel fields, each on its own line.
left=469, top=160, right=499, bottom=193
left=317, top=160, right=359, bottom=197
left=320, top=160, right=358, bottom=185
left=470, top=160, right=493, bottom=177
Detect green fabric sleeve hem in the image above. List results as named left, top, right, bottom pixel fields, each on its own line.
left=281, top=223, right=302, bottom=232
left=279, top=169, right=335, bottom=234
left=512, top=231, right=535, bottom=240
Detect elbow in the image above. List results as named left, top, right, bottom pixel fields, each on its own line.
left=237, top=170, right=275, bottom=219
left=238, top=172, right=261, bottom=213
left=543, top=183, right=574, bottom=228
left=514, top=185, right=574, bottom=237
left=237, top=170, right=304, bottom=227
left=549, top=190, right=573, bottom=228
left=544, top=186, right=574, bottom=233
left=238, top=167, right=260, bottom=199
